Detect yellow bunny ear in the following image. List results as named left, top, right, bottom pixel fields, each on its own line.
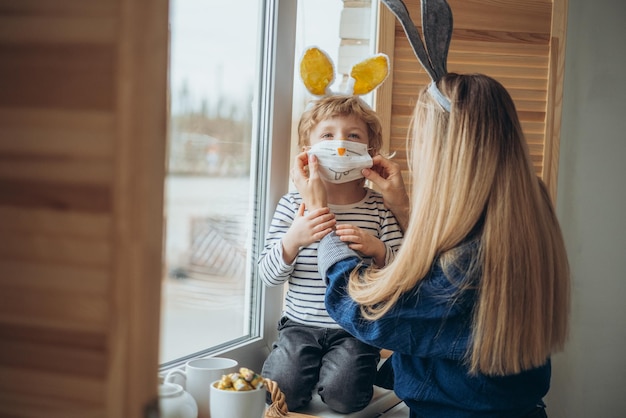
left=350, top=54, right=390, bottom=95
left=300, top=47, right=335, bottom=96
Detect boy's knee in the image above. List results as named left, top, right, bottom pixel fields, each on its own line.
left=318, top=382, right=373, bottom=413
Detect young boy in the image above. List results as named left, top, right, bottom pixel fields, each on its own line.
left=258, top=95, right=403, bottom=413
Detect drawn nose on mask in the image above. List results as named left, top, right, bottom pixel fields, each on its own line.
left=307, top=140, right=373, bottom=184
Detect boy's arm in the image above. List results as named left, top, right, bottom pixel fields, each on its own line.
left=258, top=196, right=298, bottom=286
left=259, top=197, right=336, bottom=285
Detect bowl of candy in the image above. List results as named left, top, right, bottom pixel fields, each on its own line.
left=209, top=367, right=267, bottom=418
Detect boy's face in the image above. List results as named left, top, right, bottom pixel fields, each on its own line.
left=305, top=114, right=374, bottom=184
left=308, top=115, right=369, bottom=148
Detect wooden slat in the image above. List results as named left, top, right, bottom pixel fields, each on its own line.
left=0, top=260, right=108, bottom=295
left=507, top=88, right=548, bottom=102
left=0, top=0, right=118, bottom=16
left=451, top=39, right=550, bottom=56
left=447, top=0, right=552, bottom=34
left=397, top=27, right=551, bottom=48
left=0, top=160, right=113, bottom=184
left=520, top=120, right=547, bottom=134
left=0, top=109, right=114, bottom=159
left=0, top=180, right=111, bottom=212
left=0, top=323, right=104, bottom=348
left=0, top=391, right=104, bottom=418
left=0, top=108, right=114, bottom=131
left=0, top=206, right=110, bottom=237
left=0, top=340, right=106, bottom=378
left=0, top=17, right=117, bottom=44
left=524, top=132, right=545, bottom=149
left=454, top=62, right=548, bottom=79
left=450, top=29, right=550, bottom=46
left=0, top=366, right=105, bottom=405
left=0, top=44, right=116, bottom=110
left=449, top=50, right=549, bottom=68
left=0, top=231, right=110, bottom=267
left=0, top=289, right=108, bottom=333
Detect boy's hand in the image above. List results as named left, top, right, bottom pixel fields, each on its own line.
left=335, top=224, right=386, bottom=267
left=281, top=204, right=335, bottom=264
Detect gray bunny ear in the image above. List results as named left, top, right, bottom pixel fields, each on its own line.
left=381, top=0, right=452, bottom=82
left=422, top=0, right=453, bottom=79
left=381, top=0, right=453, bottom=112
left=380, top=0, right=437, bottom=81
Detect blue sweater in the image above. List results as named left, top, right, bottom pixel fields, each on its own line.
left=317, top=232, right=550, bottom=418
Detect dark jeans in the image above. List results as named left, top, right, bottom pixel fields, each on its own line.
left=262, top=317, right=380, bottom=414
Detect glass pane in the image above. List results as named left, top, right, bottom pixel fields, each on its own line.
left=160, top=0, right=262, bottom=365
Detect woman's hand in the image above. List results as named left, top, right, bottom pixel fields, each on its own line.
left=362, top=155, right=410, bottom=231
left=290, top=151, right=328, bottom=211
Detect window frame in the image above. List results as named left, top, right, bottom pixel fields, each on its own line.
left=159, top=0, right=297, bottom=374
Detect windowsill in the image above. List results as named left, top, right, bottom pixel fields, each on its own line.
left=298, top=386, right=403, bottom=418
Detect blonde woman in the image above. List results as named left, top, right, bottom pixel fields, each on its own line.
left=292, top=73, right=570, bottom=418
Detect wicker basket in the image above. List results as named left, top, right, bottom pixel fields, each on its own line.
left=264, top=378, right=320, bottom=418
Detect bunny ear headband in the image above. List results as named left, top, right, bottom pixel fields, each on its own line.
left=381, top=0, right=453, bottom=112
left=300, top=46, right=390, bottom=97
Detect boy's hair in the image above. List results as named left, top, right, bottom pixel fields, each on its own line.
left=297, top=95, right=383, bottom=156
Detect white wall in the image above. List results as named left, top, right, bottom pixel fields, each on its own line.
left=547, top=0, right=626, bottom=416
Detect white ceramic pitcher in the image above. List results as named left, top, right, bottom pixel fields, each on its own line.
left=159, top=382, right=198, bottom=418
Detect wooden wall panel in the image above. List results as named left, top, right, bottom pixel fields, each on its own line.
left=377, top=0, right=568, bottom=201
left=0, top=0, right=168, bottom=416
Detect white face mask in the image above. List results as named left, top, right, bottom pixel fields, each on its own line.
left=307, top=140, right=373, bottom=184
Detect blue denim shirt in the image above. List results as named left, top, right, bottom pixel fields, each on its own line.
left=318, top=232, right=550, bottom=418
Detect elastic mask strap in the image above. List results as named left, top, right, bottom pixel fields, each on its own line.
left=428, top=81, right=451, bottom=112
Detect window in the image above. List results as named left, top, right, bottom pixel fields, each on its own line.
left=160, top=0, right=296, bottom=369
left=160, top=0, right=379, bottom=371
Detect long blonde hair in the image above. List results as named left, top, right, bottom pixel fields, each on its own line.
left=348, top=73, right=570, bottom=376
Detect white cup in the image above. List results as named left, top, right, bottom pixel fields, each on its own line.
left=209, top=380, right=266, bottom=418
left=165, top=357, right=238, bottom=418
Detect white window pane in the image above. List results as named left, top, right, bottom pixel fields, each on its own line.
left=160, top=0, right=262, bottom=365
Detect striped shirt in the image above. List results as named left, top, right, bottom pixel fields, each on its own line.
left=258, top=188, right=403, bottom=328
